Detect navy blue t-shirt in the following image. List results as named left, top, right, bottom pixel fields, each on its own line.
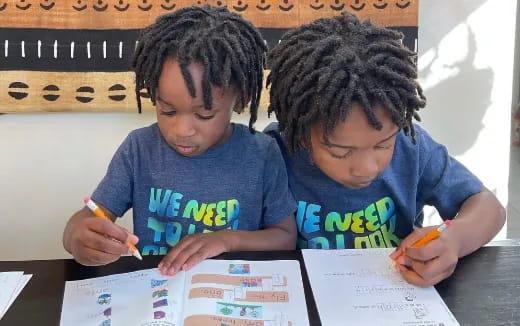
left=92, top=123, right=296, bottom=256
left=266, top=123, right=482, bottom=249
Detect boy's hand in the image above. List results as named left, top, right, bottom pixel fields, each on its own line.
left=68, top=216, right=139, bottom=266
left=158, top=230, right=234, bottom=276
left=389, top=226, right=459, bottom=287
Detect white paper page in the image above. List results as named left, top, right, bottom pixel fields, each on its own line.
left=60, top=268, right=185, bottom=326
left=1, top=274, right=32, bottom=318
left=302, top=249, right=460, bottom=326
left=0, top=272, right=24, bottom=319
left=181, top=260, right=309, bottom=326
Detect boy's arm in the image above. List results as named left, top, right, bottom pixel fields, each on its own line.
left=391, top=187, right=505, bottom=287
left=446, top=187, right=505, bottom=256
left=63, top=206, right=138, bottom=266
left=158, top=214, right=297, bottom=275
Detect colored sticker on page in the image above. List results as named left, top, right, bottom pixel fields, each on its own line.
left=97, top=293, right=111, bottom=305
left=228, top=264, right=250, bottom=275
left=103, top=308, right=111, bottom=317
left=152, top=289, right=168, bottom=298
left=151, top=279, right=168, bottom=288
left=153, top=298, right=168, bottom=308
left=240, top=278, right=259, bottom=288
left=154, top=310, right=166, bottom=319
left=216, top=302, right=262, bottom=319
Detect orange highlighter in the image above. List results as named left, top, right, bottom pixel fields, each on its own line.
left=84, top=197, right=142, bottom=260
left=394, top=219, right=452, bottom=261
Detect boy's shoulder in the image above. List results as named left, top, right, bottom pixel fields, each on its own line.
left=262, top=122, right=285, bottom=148
left=234, top=123, right=279, bottom=154
left=395, top=123, right=444, bottom=156
left=391, top=123, right=451, bottom=178
left=127, top=123, right=160, bottom=140
left=122, top=123, right=163, bottom=149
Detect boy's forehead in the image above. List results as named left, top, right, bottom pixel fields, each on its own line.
left=319, top=104, right=399, bottom=144
left=159, top=59, right=236, bottom=95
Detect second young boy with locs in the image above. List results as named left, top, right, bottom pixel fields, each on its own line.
left=265, top=12, right=505, bottom=287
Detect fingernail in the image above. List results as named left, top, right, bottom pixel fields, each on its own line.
left=168, top=267, right=175, bottom=275
left=158, top=262, right=163, bottom=269
left=182, top=264, right=188, bottom=271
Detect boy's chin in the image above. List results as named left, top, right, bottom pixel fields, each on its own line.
left=342, top=181, right=372, bottom=189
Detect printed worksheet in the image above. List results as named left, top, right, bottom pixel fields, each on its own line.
left=60, top=260, right=309, bottom=326
left=0, top=272, right=32, bottom=319
left=181, top=260, right=308, bottom=326
left=302, top=249, right=460, bottom=326
left=61, top=268, right=184, bottom=326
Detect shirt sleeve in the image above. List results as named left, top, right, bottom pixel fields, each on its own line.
left=261, top=138, right=297, bottom=227
left=416, top=126, right=482, bottom=219
left=91, top=133, right=134, bottom=218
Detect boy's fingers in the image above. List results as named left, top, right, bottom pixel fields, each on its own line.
left=170, top=242, right=204, bottom=273
left=405, top=239, right=443, bottom=262
left=182, top=251, right=208, bottom=271
left=398, top=264, right=450, bottom=287
left=122, top=228, right=139, bottom=245
left=390, top=226, right=439, bottom=260
left=88, top=218, right=128, bottom=243
left=388, top=249, right=403, bottom=260
left=396, top=255, right=413, bottom=266
left=413, top=254, right=458, bottom=281
left=82, top=246, right=120, bottom=265
left=159, top=253, right=177, bottom=274
left=159, top=236, right=197, bottom=271
left=397, top=265, right=429, bottom=287
left=86, top=231, right=129, bottom=256
left=403, top=227, right=436, bottom=248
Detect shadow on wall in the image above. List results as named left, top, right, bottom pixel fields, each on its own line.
left=419, top=0, right=487, bottom=55
left=419, top=25, right=493, bottom=156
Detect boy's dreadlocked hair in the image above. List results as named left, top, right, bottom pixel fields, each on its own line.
left=267, top=12, right=426, bottom=153
left=132, top=5, right=267, bottom=131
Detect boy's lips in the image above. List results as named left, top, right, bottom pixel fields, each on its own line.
left=173, top=144, right=197, bottom=154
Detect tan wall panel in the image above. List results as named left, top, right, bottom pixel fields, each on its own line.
left=299, top=0, right=418, bottom=27
left=0, top=0, right=416, bottom=29
left=0, top=71, right=153, bottom=112
left=0, top=70, right=272, bottom=112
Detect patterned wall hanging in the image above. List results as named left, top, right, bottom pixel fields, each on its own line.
left=0, top=0, right=419, bottom=112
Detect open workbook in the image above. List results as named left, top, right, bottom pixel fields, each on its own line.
left=60, top=260, right=309, bottom=326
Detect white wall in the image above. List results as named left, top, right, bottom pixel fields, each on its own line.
left=513, top=5, right=520, bottom=110
left=417, top=0, right=516, bottom=240
left=0, top=0, right=517, bottom=260
left=0, top=111, right=275, bottom=260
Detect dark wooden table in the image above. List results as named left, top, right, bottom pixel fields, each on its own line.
left=1, top=247, right=519, bottom=325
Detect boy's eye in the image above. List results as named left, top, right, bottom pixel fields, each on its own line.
left=196, top=113, right=215, bottom=120
left=161, top=110, right=176, bottom=116
left=330, top=150, right=353, bottom=159
left=375, top=143, right=393, bottom=150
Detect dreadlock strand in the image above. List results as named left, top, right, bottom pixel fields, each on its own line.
left=132, top=5, right=265, bottom=132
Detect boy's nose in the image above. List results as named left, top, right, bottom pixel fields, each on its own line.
left=350, top=152, right=379, bottom=179
left=172, top=116, right=196, bottom=138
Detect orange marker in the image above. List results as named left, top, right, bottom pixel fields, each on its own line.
left=394, top=220, right=452, bottom=261
left=84, top=197, right=142, bottom=260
